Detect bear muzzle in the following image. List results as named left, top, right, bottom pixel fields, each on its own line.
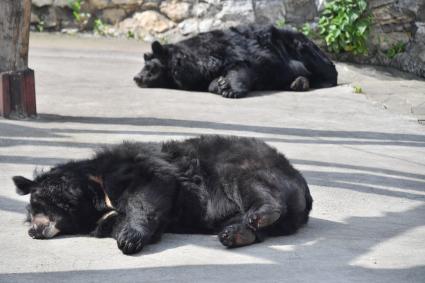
left=28, top=214, right=60, bottom=239
left=133, top=74, right=145, bottom=87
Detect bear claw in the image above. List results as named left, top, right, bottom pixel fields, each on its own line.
left=117, top=227, right=145, bottom=255
left=216, top=77, right=237, bottom=98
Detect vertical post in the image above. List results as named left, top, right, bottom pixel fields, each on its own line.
left=0, top=0, right=36, bottom=118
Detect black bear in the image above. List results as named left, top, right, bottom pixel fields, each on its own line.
left=13, top=136, right=313, bottom=255
left=134, top=24, right=338, bottom=98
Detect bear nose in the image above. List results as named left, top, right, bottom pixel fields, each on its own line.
left=133, top=75, right=141, bottom=82
left=28, top=224, right=46, bottom=239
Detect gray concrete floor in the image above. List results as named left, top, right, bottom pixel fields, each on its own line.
left=0, top=33, right=424, bottom=282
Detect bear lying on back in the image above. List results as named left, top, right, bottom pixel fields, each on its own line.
left=134, top=24, right=338, bottom=98
left=13, top=136, right=312, bottom=255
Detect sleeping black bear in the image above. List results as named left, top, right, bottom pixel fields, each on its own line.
left=13, top=136, right=312, bottom=255
left=134, top=24, right=337, bottom=98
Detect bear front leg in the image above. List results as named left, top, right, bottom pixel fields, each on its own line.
left=115, top=204, right=156, bottom=254
left=208, top=68, right=253, bottom=98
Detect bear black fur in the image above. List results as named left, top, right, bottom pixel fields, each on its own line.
left=13, top=136, right=313, bottom=255
left=134, top=24, right=338, bottom=98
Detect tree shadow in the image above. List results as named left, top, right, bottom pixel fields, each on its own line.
left=2, top=154, right=424, bottom=281
left=34, top=114, right=425, bottom=141
left=8, top=114, right=423, bottom=148
left=0, top=196, right=27, bottom=214
left=1, top=115, right=424, bottom=281
left=1, top=208, right=424, bottom=282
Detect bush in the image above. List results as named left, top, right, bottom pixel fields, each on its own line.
left=386, top=41, right=406, bottom=59
left=318, top=0, right=371, bottom=55
left=93, top=18, right=106, bottom=35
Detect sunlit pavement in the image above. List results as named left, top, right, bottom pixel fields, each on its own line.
left=0, top=33, right=424, bottom=282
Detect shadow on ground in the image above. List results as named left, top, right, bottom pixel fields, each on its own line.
left=1, top=206, right=424, bottom=282
left=0, top=114, right=424, bottom=151
left=1, top=114, right=424, bottom=282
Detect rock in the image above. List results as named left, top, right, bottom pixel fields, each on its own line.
left=192, top=2, right=221, bottom=18
left=88, top=0, right=110, bottom=10
left=414, top=22, right=425, bottom=44
left=371, top=31, right=411, bottom=51
left=61, top=28, right=79, bottom=34
left=178, top=18, right=199, bottom=35
left=159, top=27, right=188, bottom=43
left=396, top=0, right=423, bottom=15
left=393, top=46, right=425, bottom=78
left=372, top=4, right=415, bottom=27
left=199, top=18, right=215, bottom=32
left=142, top=0, right=161, bottom=10
left=253, top=0, right=285, bottom=25
left=285, top=0, right=317, bottom=24
left=87, top=0, right=142, bottom=10
left=203, top=0, right=221, bottom=5
left=217, top=0, right=255, bottom=24
left=41, top=6, right=59, bottom=28
left=192, top=2, right=210, bottom=17
left=136, top=11, right=176, bottom=33
left=369, top=0, right=394, bottom=9
left=100, top=8, right=126, bottom=24
left=31, top=13, right=41, bottom=24
left=118, top=10, right=175, bottom=38
left=53, top=0, right=70, bottom=8
left=160, top=1, right=191, bottom=22
left=112, top=0, right=141, bottom=5
left=315, top=0, right=328, bottom=12
left=33, top=0, right=54, bottom=7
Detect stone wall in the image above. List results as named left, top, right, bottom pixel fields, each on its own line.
left=30, top=0, right=425, bottom=78
left=31, top=0, right=319, bottom=40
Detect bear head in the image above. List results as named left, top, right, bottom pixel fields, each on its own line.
left=133, top=41, right=175, bottom=88
left=13, top=165, right=106, bottom=239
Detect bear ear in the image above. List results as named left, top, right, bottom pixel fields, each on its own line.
left=12, top=176, right=36, bottom=195
left=144, top=52, right=154, bottom=61
left=151, top=41, right=167, bottom=57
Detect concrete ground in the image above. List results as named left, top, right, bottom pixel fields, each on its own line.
left=0, top=33, right=424, bottom=283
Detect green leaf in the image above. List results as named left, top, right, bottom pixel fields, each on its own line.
left=358, top=0, right=367, bottom=12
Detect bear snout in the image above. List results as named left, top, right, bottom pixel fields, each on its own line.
left=28, top=215, right=60, bottom=239
left=28, top=223, right=43, bottom=239
left=133, top=74, right=145, bottom=87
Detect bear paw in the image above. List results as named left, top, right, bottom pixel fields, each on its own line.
left=217, top=77, right=239, bottom=99
left=218, top=224, right=256, bottom=248
left=290, top=76, right=310, bottom=91
left=117, top=227, right=145, bottom=255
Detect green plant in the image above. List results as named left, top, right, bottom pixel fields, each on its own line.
left=68, top=0, right=82, bottom=22
left=301, top=23, right=313, bottom=37
left=126, top=31, right=135, bottom=39
left=93, top=18, right=106, bottom=35
left=36, top=20, right=45, bottom=32
left=386, top=41, right=406, bottom=59
left=318, top=0, right=371, bottom=55
left=353, top=85, right=363, bottom=94
left=275, top=18, right=286, bottom=29
left=68, top=0, right=90, bottom=24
